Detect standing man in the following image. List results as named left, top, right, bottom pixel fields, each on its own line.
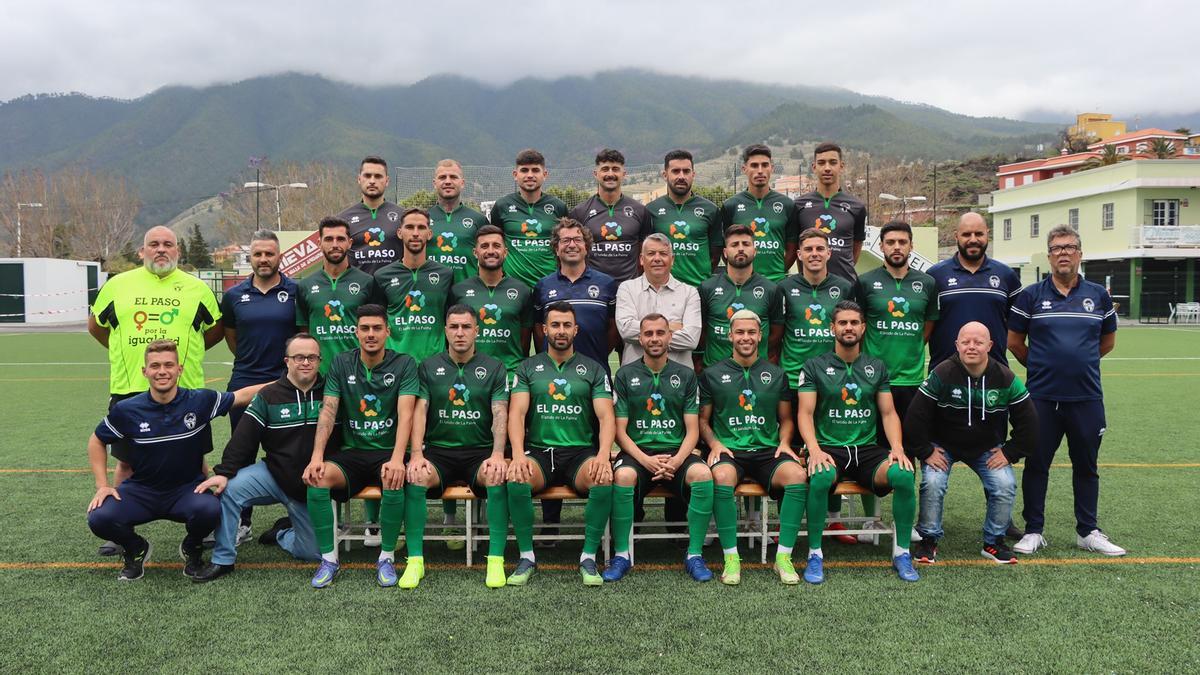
left=429, top=159, right=487, bottom=284
left=570, top=148, right=651, bottom=283
left=302, top=304, right=419, bottom=588
left=296, top=217, right=377, bottom=375
left=488, top=149, right=569, bottom=289
left=1008, top=226, right=1124, bottom=556
left=450, top=225, right=535, bottom=378
left=794, top=142, right=868, bottom=282
left=927, top=212, right=1022, bottom=368
left=796, top=301, right=920, bottom=584
left=340, top=155, right=404, bottom=275
left=697, top=225, right=782, bottom=369
left=404, top=305, right=511, bottom=589
left=776, top=228, right=854, bottom=388
left=646, top=149, right=723, bottom=287
left=374, top=207, right=455, bottom=361
left=699, top=310, right=807, bottom=585
left=720, top=144, right=799, bottom=282
left=533, top=218, right=618, bottom=372
left=615, top=233, right=701, bottom=367
left=504, top=302, right=617, bottom=586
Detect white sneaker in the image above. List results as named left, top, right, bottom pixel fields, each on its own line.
left=363, top=526, right=381, bottom=547
left=1077, top=529, right=1126, bottom=556
left=855, top=520, right=889, bottom=544
left=911, top=528, right=923, bottom=543
left=235, top=524, right=253, bottom=547
left=1013, top=533, right=1047, bottom=554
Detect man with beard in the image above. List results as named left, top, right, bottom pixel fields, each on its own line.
left=374, top=208, right=455, bottom=362
left=697, top=225, right=782, bottom=369
left=793, top=142, right=868, bottom=283
left=488, top=149, right=569, bottom=289
left=719, top=144, right=799, bottom=282
left=450, top=225, right=534, bottom=379
left=428, top=159, right=487, bottom=284
left=570, top=148, right=651, bottom=283
left=646, top=149, right=723, bottom=287
left=339, top=156, right=405, bottom=274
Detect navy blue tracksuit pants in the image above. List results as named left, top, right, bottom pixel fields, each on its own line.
left=87, top=479, right=221, bottom=550
left=1022, top=398, right=1106, bottom=537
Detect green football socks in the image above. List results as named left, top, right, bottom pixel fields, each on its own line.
left=887, top=463, right=916, bottom=549
left=778, top=483, right=809, bottom=552
left=404, top=485, right=429, bottom=557
left=713, top=484, right=738, bottom=553
left=582, top=485, right=613, bottom=557
left=687, top=480, right=714, bottom=557
left=486, top=484, right=509, bottom=557
left=306, top=486, right=335, bottom=555
left=379, top=488, right=405, bottom=554
left=507, top=481, right=535, bottom=555
left=806, top=466, right=836, bottom=549
left=610, top=485, right=635, bottom=557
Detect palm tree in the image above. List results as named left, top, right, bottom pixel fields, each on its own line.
left=1082, top=145, right=1130, bottom=170
left=1146, top=138, right=1176, bottom=158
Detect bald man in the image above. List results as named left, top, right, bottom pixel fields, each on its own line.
left=903, top=322, right=1038, bottom=564
left=89, top=225, right=225, bottom=555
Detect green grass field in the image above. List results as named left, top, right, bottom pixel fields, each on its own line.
left=2, top=327, right=1198, bottom=673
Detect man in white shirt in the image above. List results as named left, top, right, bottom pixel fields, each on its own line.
left=615, top=233, right=702, bottom=367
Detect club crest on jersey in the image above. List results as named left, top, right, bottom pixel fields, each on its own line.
left=428, top=272, right=440, bottom=286
left=382, top=373, right=395, bottom=387
left=760, top=371, right=772, bottom=385
left=670, top=374, right=681, bottom=389
left=462, top=218, right=474, bottom=229
left=475, top=366, right=487, bottom=380
left=753, top=286, right=765, bottom=300
left=987, top=390, right=999, bottom=406
left=506, top=288, right=519, bottom=301
left=387, top=211, right=400, bottom=222
left=183, top=412, right=197, bottom=430
left=588, top=285, right=600, bottom=299
left=1083, top=298, right=1095, bottom=312
left=864, top=364, right=875, bottom=378
left=576, top=364, right=588, bottom=377
left=277, top=291, right=289, bottom=303
left=544, top=204, right=555, bottom=215
left=911, top=281, right=924, bottom=294
left=623, top=205, right=635, bottom=218
left=989, top=275, right=1000, bottom=288
left=829, top=286, right=842, bottom=299
left=694, top=207, right=705, bottom=218
left=772, top=202, right=783, bottom=214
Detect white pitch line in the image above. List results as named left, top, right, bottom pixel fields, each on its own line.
left=0, top=361, right=235, bottom=366
left=1106, top=357, right=1200, bottom=361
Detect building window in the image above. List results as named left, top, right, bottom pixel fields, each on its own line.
left=1102, top=203, right=1114, bottom=230
left=1116, top=146, right=1129, bottom=155
left=1068, top=208, right=1079, bottom=231
left=1030, top=214, right=1039, bottom=238
left=1152, top=200, right=1179, bottom=227
left=1004, top=177, right=1015, bottom=189
left=1022, top=175, right=1034, bottom=185
left=1003, top=218, right=1012, bottom=240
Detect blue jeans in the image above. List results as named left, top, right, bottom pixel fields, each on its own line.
left=917, top=447, right=1016, bottom=545
left=212, top=462, right=319, bottom=565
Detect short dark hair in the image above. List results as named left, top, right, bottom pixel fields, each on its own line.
left=742, top=144, right=772, bottom=163
left=880, top=220, right=913, bottom=241
left=515, top=149, right=545, bottom=167
left=360, top=155, right=388, bottom=170
left=797, top=227, right=829, bottom=246
left=401, top=207, right=430, bottom=224
left=832, top=300, right=865, bottom=322
left=543, top=301, right=576, bottom=320
left=318, top=216, right=350, bottom=237
left=724, top=224, right=754, bottom=241
left=639, top=313, right=670, bottom=330
left=250, top=229, right=279, bottom=244
left=595, top=148, right=625, bottom=166
left=475, top=224, right=504, bottom=240
left=663, top=149, right=693, bottom=168
left=445, top=304, right=476, bottom=324
left=813, top=142, right=843, bottom=159
left=551, top=217, right=593, bottom=253
left=284, top=332, right=319, bottom=353
left=357, top=304, right=387, bottom=323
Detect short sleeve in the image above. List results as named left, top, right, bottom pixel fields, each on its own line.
left=200, top=287, right=221, bottom=328
left=683, top=372, right=700, bottom=415
left=511, top=362, right=531, bottom=394
left=767, top=284, right=784, bottom=325
left=1008, top=288, right=1032, bottom=334
left=709, top=207, right=725, bottom=250
left=219, top=290, right=236, bottom=329
left=490, top=367, right=510, bottom=403
left=92, top=277, right=118, bottom=327
left=877, top=363, right=892, bottom=394
left=519, top=289, right=534, bottom=328
left=613, top=375, right=629, bottom=419
left=591, top=369, right=613, bottom=400
left=294, top=287, right=309, bottom=326
left=324, top=357, right=344, bottom=399
left=796, top=361, right=817, bottom=393
left=853, top=204, right=867, bottom=241
left=699, top=371, right=714, bottom=406
left=207, top=390, right=236, bottom=420
left=924, top=282, right=940, bottom=322
left=1100, top=291, right=1117, bottom=335
left=785, top=202, right=801, bottom=242
left=416, top=364, right=431, bottom=402
left=94, top=408, right=125, bottom=444
left=397, top=358, right=420, bottom=397
left=487, top=202, right=500, bottom=225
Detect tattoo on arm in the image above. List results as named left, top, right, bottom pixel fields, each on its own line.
left=491, top=401, right=508, bottom=454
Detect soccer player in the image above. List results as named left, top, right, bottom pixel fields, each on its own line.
left=927, top=212, right=1022, bottom=368
left=449, top=225, right=534, bottom=378
left=1009, top=226, right=1124, bottom=556
left=700, top=310, right=806, bottom=585
left=615, top=233, right=701, bottom=367
left=776, top=228, right=854, bottom=388
left=88, top=225, right=223, bottom=556
left=429, top=159, right=487, bottom=284
left=794, top=142, right=868, bottom=282
left=645, top=149, right=723, bottom=286
left=296, top=217, right=377, bottom=375
left=488, top=149, right=568, bottom=289
left=610, top=314, right=714, bottom=582
left=719, top=144, right=799, bottom=282
left=85, top=340, right=262, bottom=581
left=532, top=218, right=618, bottom=371
left=796, top=301, right=919, bottom=584
left=340, top=155, right=405, bottom=274
left=905, top=322, right=1038, bottom=564
left=374, top=207, right=454, bottom=361
left=302, top=304, right=419, bottom=588
left=403, top=306, right=511, bottom=588
left=569, top=148, right=651, bottom=283
left=504, top=302, right=616, bottom=586
left=697, top=224, right=782, bottom=369
left=192, top=333, right=327, bottom=582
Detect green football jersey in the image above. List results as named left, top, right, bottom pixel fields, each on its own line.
left=697, top=271, right=781, bottom=367
left=776, top=273, right=854, bottom=386
left=428, top=203, right=486, bottom=284
left=449, top=275, right=534, bottom=376
left=645, top=194, right=721, bottom=286
left=699, top=357, right=790, bottom=452
left=614, top=359, right=699, bottom=453
left=325, top=349, right=419, bottom=451
left=512, top=351, right=611, bottom=451
left=374, top=258, right=455, bottom=363
left=854, top=266, right=939, bottom=386
left=719, top=190, right=800, bottom=282
left=488, top=193, right=569, bottom=289
left=295, top=267, right=377, bottom=375
left=417, top=352, right=509, bottom=451
left=797, top=351, right=890, bottom=448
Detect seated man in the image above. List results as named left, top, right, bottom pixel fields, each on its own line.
left=403, top=305, right=512, bottom=589
left=302, top=304, right=418, bottom=588
left=699, top=310, right=807, bottom=586
left=192, top=333, right=329, bottom=582
left=85, top=340, right=263, bottom=581
left=796, top=301, right=919, bottom=584
left=609, top=313, right=714, bottom=582
left=505, top=302, right=616, bottom=586
left=906, top=322, right=1037, bottom=564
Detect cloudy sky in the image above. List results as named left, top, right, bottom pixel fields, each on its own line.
left=5, top=0, right=1196, bottom=121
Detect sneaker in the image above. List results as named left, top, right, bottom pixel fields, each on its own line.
left=485, top=555, right=506, bottom=588
left=774, top=553, right=800, bottom=585
left=363, top=526, right=381, bottom=548
left=506, top=558, right=537, bottom=586
left=398, top=556, right=425, bottom=589
left=179, top=542, right=205, bottom=578
left=913, top=538, right=938, bottom=564
left=579, top=559, right=603, bottom=586
left=856, top=519, right=890, bottom=544
left=258, top=517, right=291, bottom=547
left=826, top=521, right=858, bottom=545
left=443, top=527, right=465, bottom=551
left=1077, top=529, right=1126, bottom=556
left=911, top=528, right=923, bottom=543
left=97, top=540, right=123, bottom=557
left=1013, top=533, right=1047, bottom=555
left=601, top=556, right=631, bottom=582
left=376, top=558, right=398, bottom=587
left=720, top=554, right=741, bottom=585
left=310, top=559, right=340, bottom=588
left=803, top=553, right=824, bottom=584
left=1005, top=523, right=1025, bottom=540
left=684, top=556, right=713, bottom=582
left=893, top=552, right=920, bottom=582
left=235, top=524, right=253, bottom=547
left=192, top=563, right=234, bottom=583
left=118, top=539, right=152, bottom=582
left=982, top=541, right=1018, bottom=564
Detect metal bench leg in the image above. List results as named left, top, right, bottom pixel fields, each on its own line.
left=465, top=499, right=474, bottom=567
left=760, top=505, right=769, bottom=564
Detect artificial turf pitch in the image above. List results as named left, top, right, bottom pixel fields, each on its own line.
left=1, top=328, right=1197, bottom=672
